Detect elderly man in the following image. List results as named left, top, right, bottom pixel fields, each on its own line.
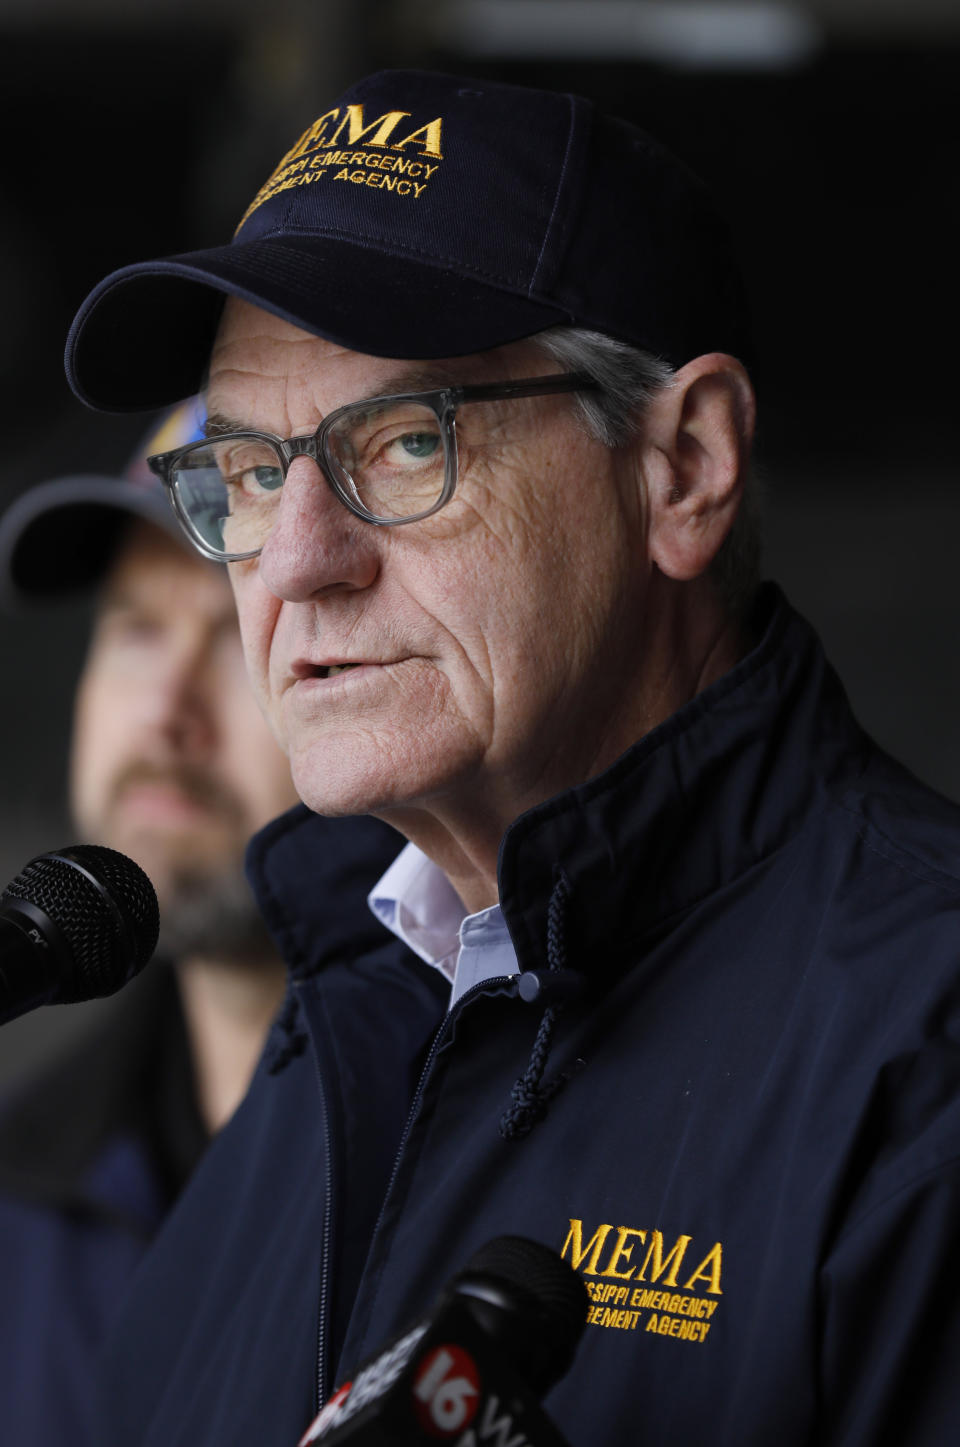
left=66, top=70, right=960, bottom=1446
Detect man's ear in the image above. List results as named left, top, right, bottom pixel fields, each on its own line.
left=640, top=353, right=755, bottom=582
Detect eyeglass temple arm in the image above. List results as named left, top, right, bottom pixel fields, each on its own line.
left=452, top=372, right=600, bottom=405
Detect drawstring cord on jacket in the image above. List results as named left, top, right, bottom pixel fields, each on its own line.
left=499, top=866, right=582, bottom=1141
left=265, top=987, right=308, bottom=1075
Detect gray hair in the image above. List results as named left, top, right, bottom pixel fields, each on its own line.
left=531, top=326, right=762, bottom=614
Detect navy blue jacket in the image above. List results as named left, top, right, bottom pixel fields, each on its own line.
left=0, top=963, right=208, bottom=1446
left=97, top=587, right=960, bottom=1446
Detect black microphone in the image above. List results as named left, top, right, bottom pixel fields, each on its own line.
left=0, top=845, right=159, bottom=1026
left=300, top=1235, right=588, bottom=1446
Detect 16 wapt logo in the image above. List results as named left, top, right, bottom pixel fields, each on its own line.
left=299, top=1328, right=540, bottom=1446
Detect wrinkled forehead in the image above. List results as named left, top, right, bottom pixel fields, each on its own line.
left=206, top=296, right=550, bottom=426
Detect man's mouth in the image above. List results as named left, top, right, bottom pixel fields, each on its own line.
left=291, top=658, right=398, bottom=686
left=107, top=766, right=243, bottom=831
left=121, top=782, right=209, bottom=815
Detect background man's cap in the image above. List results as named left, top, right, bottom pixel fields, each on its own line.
left=0, top=398, right=206, bottom=606
left=66, top=68, right=753, bottom=413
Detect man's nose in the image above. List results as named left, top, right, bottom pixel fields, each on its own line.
left=256, top=456, right=380, bottom=602
left=144, top=642, right=218, bottom=755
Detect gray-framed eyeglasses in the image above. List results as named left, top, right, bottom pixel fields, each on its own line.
left=147, top=371, right=599, bottom=563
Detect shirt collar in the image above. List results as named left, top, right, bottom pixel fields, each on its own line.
left=368, top=843, right=518, bottom=1003
left=367, top=843, right=464, bottom=978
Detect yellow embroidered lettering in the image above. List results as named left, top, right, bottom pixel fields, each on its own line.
left=682, top=1242, right=723, bottom=1295
left=645, top=1314, right=659, bottom=1333
left=600, top=1226, right=647, bottom=1281
left=392, top=116, right=444, bottom=158
left=329, top=106, right=411, bottom=150
left=637, top=1232, right=692, bottom=1288
left=561, top=1220, right=613, bottom=1275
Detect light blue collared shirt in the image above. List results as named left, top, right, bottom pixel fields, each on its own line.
left=367, top=843, right=518, bottom=1007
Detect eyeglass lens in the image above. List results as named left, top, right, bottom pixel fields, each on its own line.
left=171, top=399, right=448, bottom=555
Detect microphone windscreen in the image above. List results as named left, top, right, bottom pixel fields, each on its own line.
left=1, top=844, right=159, bottom=1000
left=454, top=1235, right=589, bottom=1397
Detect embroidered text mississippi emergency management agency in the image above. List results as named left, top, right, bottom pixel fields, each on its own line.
left=237, top=103, right=445, bottom=231
left=561, top=1218, right=723, bottom=1346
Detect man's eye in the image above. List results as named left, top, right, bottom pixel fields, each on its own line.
left=382, top=431, right=441, bottom=464
left=226, top=464, right=283, bottom=496
left=399, top=432, right=440, bottom=459
left=243, top=465, right=283, bottom=493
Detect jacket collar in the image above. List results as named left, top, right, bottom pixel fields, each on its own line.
left=245, top=810, right=411, bottom=981
left=498, top=585, right=870, bottom=976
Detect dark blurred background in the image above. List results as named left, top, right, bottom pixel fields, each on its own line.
left=1, top=0, right=957, bottom=1078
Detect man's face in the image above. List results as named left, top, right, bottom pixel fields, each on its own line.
left=71, top=519, right=299, bottom=930
left=212, top=302, right=653, bottom=840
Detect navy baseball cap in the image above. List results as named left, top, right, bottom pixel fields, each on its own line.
left=66, top=68, right=753, bottom=413
left=0, top=398, right=206, bottom=606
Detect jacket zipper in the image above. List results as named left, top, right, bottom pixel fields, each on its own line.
left=304, top=982, right=337, bottom=1412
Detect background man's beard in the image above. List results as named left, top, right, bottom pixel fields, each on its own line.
left=157, top=865, right=277, bottom=966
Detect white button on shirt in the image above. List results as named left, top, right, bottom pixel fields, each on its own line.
left=367, top=843, right=519, bottom=1007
